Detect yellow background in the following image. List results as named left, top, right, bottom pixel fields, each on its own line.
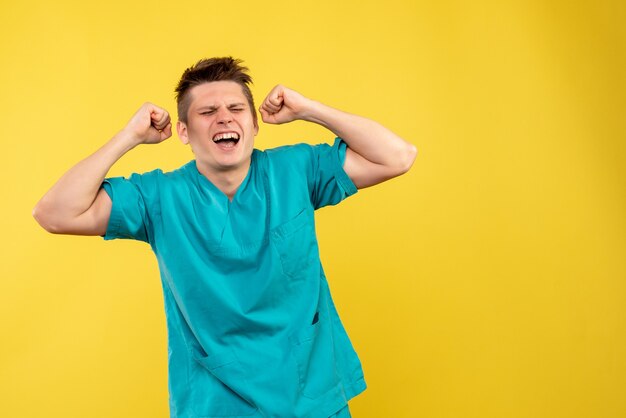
left=1, top=0, right=625, bottom=417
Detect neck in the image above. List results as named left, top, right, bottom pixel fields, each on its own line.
left=196, top=159, right=251, bottom=201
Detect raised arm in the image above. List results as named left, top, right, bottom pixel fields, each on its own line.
left=259, top=85, right=417, bottom=189
left=32, top=103, right=172, bottom=235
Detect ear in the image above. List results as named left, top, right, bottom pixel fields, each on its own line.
left=177, top=120, right=189, bottom=145
left=254, top=119, right=259, bottom=136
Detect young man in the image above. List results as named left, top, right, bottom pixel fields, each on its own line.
left=33, top=57, right=417, bottom=418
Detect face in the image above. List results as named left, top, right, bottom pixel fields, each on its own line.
left=177, top=81, right=259, bottom=176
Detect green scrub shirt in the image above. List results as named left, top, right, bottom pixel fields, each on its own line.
left=101, top=138, right=367, bottom=418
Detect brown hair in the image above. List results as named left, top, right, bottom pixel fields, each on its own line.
left=175, top=56, right=257, bottom=124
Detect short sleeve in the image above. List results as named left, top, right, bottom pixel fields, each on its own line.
left=100, top=171, right=159, bottom=243
left=311, top=137, right=358, bottom=209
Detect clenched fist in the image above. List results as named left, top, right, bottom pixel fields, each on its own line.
left=259, top=85, right=315, bottom=125
left=122, top=102, right=173, bottom=145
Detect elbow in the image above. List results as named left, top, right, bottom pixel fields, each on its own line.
left=380, top=144, right=417, bottom=184
left=32, top=202, right=61, bottom=234
left=398, top=143, right=418, bottom=174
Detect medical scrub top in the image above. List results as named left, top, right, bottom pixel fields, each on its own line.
left=101, top=138, right=367, bottom=418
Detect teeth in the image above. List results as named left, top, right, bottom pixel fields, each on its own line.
left=213, top=132, right=240, bottom=142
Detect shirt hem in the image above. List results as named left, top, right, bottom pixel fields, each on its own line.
left=310, top=376, right=367, bottom=418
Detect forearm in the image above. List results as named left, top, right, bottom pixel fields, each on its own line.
left=33, top=131, right=137, bottom=226
left=303, top=100, right=417, bottom=171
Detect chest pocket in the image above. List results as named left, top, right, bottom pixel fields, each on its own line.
left=270, top=208, right=319, bottom=281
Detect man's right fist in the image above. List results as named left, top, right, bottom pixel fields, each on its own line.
left=123, top=102, right=172, bottom=145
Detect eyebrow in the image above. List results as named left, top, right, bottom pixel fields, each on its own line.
left=197, top=103, right=247, bottom=111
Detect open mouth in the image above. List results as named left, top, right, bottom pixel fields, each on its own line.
left=212, top=132, right=240, bottom=149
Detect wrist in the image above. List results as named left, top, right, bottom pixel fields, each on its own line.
left=300, top=99, right=325, bottom=124
left=112, top=129, right=142, bottom=152
left=302, top=100, right=340, bottom=129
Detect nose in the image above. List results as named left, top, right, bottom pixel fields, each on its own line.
left=217, top=107, right=232, bottom=125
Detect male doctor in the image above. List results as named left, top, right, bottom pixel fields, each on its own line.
left=33, top=57, right=417, bottom=418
